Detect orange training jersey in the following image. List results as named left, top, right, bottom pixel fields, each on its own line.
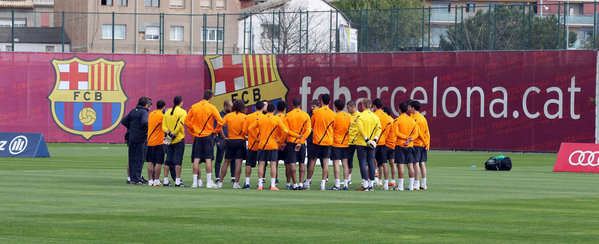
left=411, top=113, right=430, bottom=149
left=185, top=100, right=224, bottom=138
left=275, top=113, right=287, bottom=147
left=394, top=113, right=419, bottom=148
left=285, top=108, right=311, bottom=144
left=332, top=111, right=351, bottom=148
left=374, top=110, right=393, bottom=146
left=221, top=111, right=247, bottom=140
left=311, top=106, right=336, bottom=146
left=249, top=113, right=300, bottom=151
left=147, top=110, right=164, bottom=146
left=243, top=111, right=264, bottom=151
left=385, top=114, right=396, bottom=149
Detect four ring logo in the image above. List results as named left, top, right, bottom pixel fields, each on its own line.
left=568, top=150, right=599, bottom=167
left=8, top=136, right=28, bottom=155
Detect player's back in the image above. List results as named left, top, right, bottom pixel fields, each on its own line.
left=311, top=106, right=336, bottom=146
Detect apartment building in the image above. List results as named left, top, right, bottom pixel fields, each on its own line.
left=54, top=0, right=240, bottom=54
left=0, top=0, right=55, bottom=27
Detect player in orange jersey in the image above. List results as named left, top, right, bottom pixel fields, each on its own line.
left=241, top=100, right=268, bottom=189
left=306, top=94, right=336, bottom=191
left=283, top=98, right=311, bottom=190
left=329, top=99, right=350, bottom=190
left=146, top=100, right=166, bottom=186
left=216, top=99, right=247, bottom=189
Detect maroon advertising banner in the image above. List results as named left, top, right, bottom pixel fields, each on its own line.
left=0, top=52, right=205, bottom=143
left=206, top=51, right=597, bottom=152
left=0, top=51, right=596, bottom=152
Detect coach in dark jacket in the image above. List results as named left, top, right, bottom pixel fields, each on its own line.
left=122, top=97, right=151, bottom=184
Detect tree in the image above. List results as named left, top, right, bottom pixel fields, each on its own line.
left=439, top=5, right=576, bottom=51
left=333, top=0, right=426, bottom=52
left=255, top=1, right=329, bottom=54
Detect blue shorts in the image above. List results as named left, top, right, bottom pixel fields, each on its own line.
left=395, top=146, right=415, bottom=164
left=258, top=150, right=278, bottom=162
left=331, top=146, right=349, bottom=161
left=284, top=143, right=306, bottom=164
left=413, top=146, right=427, bottom=162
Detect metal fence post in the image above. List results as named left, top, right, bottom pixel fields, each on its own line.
left=454, top=5, right=458, bottom=50
left=329, top=10, right=332, bottom=53
left=595, top=1, right=597, bottom=49
left=299, top=10, right=303, bottom=53
left=62, top=11, right=65, bottom=52
left=558, top=2, right=561, bottom=49
left=460, top=6, right=463, bottom=50
left=428, top=7, right=431, bottom=50
left=306, top=10, right=309, bottom=52
left=202, top=13, right=207, bottom=55
left=216, top=13, right=220, bottom=54
left=421, top=7, right=425, bottom=50
left=272, top=11, right=275, bottom=53
left=335, top=10, right=339, bottom=52
left=488, top=5, right=492, bottom=49
left=522, top=3, right=526, bottom=49
left=11, top=10, right=14, bottom=51
left=112, top=11, right=115, bottom=54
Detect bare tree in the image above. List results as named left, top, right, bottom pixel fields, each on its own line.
left=256, top=2, right=330, bottom=53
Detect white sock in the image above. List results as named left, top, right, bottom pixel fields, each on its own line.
left=193, top=174, right=198, bottom=184
left=384, top=180, right=388, bottom=186
left=207, top=173, right=212, bottom=182
left=391, top=179, right=396, bottom=185
left=245, top=177, right=250, bottom=185
left=299, top=182, right=303, bottom=187
left=127, top=177, right=131, bottom=181
left=362, top=179, right=367, bottom=188
left=176, top=178, right=181, bottom=185
left=399, top=179, right=404, bottom=187
left=348, top=174, right=352, bottom=181
left=306, top=178, right=312, bottom=185
left=415, top=180, right=420, bottom=187
left=231, top=177, right=235, bottom=181
left=409, top=178, right=414, bottom=187
left=335, top=179, right=340, bottom=188
left=368, top=180, right=373, bottom=188
left=198, top=179, right=203, bottom=186
left=321, top=179, right=326, bottom=187
left=287, top=183, right=291, bottom=187
left=271, top=178, right=276, bottom=187
left=422, top=178, right=427, bottom=186
left=293, top=183, right=298, bottom=188
left=344, top=179, right=348, bottom=186
left=164, top=177, right=169, bottom=184
left=258, top=178, right=264, bottom=187
left=148, top=179, right=154, bottom=185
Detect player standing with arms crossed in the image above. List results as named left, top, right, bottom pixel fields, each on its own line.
left=185, top=90, right=224, bottom=188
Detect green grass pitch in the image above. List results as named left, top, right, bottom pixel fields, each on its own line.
left=1, top=143, right=598, bottom=243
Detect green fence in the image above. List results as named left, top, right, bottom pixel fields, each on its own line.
left=0, top=2, right=598, bottom=54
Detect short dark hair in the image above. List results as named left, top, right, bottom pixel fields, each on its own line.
left=137, top=97, right=150, bottom=106
left=255, top=100, right=266, bottom=110
left=277, top=101, right=287, bottom=112
left=310, top=99, right=320, bottom=106
left=267, top=103, right=276, bottom=113
left=346, top=100, right=356, bottom=108
left=232, top=99, right=245, bottom=113
left=156, top=100, right=166, bottom=109
left=292, top=98, right=301, bottom=107
left=410, top=100, right=421, bottom=111
left=320, top=94, right=331, bottom=105
left=334, top=99, right=345, bottom=111
left=382, top=107, right=392, bottom=116
left=203, top=90, right=214, bottom=100
left=372, top=98, right=383, bottom=109
left=399, top=102, right=408, bottom=113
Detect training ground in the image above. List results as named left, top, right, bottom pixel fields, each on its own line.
left=1, top=143, right=597, bottom=243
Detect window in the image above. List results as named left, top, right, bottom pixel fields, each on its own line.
left=215, top=0, right=225, bottom=9
left=46, top=46, right=55, bottom=52
left=101, top=0, right=113, bottom=5
left=0, top=18, right=26, bottom=27
left=102, top=24, right=126, bottom=39
left=6, top=45, right=12, bottom=52
left=145, top=0, right=159, bottom=7
left=170, top=26, right=183, bottom=41
left=201, top=27, right=223, bottom=42
left=466, top=3, right=475, bottom=12
left=117, top=0, right=127, bottom=6
left=170, top=0, right=184, bottom=8
left=199, top=0, right=211, bottom=9
left=145, top=26, right=160, bottom=40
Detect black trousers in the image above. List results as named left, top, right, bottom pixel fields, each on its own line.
left=128, top=142, right=146, bottom=182
left=356, top=146, right=375, bottom=181
left=214, top=140, right=235, bottom=179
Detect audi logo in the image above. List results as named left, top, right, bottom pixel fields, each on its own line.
left=568, top=150, right=599, bottom=167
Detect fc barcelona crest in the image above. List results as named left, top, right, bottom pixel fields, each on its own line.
left=47, top=57, right=127, bottom=140
left=205, top=55, right=288, bottom=111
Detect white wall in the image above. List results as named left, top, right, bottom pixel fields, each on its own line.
left=237, top=0, right=349, bottom=54
left=0, top=43, right=71, bottom=52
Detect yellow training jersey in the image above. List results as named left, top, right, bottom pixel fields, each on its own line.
left=355, top=110, right=382, bottom=147
left=162, top=106, right=187, bottom=144
left=332, top=111, right=351, bottom=148
left=348, top=111, right=362, bottom=145
left=185, top=100, right=224, bottom=138
left=311, top=106, right=336, bottom=146
left=285, top=108, right=311, bottom=144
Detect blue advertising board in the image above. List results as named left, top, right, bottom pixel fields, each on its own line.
left=0, top=132, right=50, bottom=157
